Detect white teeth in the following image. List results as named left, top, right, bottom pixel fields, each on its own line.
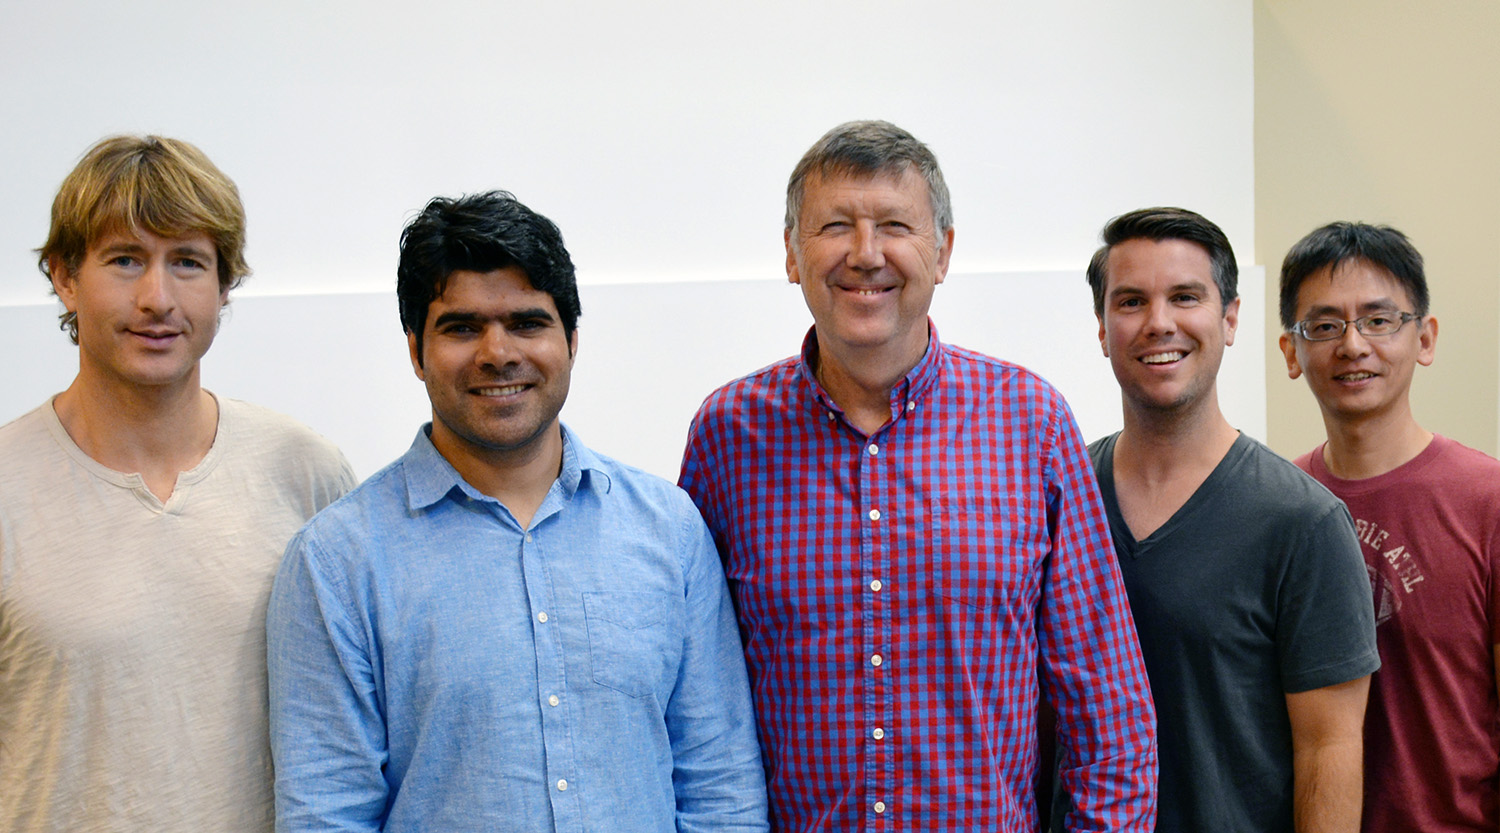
left=1337, top=372, right=1375, bottom=381
left=847, top=288, right=887, bottom=296
left=1141, top=352, right=1185, bottom=365
left=476, top=384, right=526, bottom=396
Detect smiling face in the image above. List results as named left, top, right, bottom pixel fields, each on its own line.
left=1279, top=258, right=1435, bottom=428
left=410, top=267, right=577, bottom=474
left=786, top=166, right=953, bottom=373
left=51, top=227, right=227, bottom=396
left=1099, top=237, right=1238, bottom=419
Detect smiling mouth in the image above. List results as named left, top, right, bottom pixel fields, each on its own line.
left=1140, top=351, right=1185, bottom=365
left=841, top=286, right=893, bottom=296
left=1334, top=371, right=1377, bottom=382
left=473, top=384, right=529, bottom=396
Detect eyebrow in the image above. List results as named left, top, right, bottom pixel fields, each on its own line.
left=430, top=307, right=558, bottom=329
left=96, top=241, right=147, bottom=259
left=1301, top=298, right=1403, bottom=318
left=95, top=240, right=216, bottom=261
left=170, top=243, right=216, bottom=261
left=1107, top=279, right=1212, bottom=299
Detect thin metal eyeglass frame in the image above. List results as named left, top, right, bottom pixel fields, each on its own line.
left=1290, top=311, right=1421, bottom=342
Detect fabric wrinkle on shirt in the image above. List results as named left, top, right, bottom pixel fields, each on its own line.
left=268, top=424, right=768, bottom=833
left=680, top=322, right=1158, bottom=833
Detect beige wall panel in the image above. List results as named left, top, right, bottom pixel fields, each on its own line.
left=1255, top=0, right=1500, bottom=456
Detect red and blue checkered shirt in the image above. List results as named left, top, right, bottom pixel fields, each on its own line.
left=680, top=324, right=1157, bottom=832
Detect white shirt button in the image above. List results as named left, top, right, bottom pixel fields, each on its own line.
left=867, top=444, right=879, bottom=456
left=874, top=800, right=886, bottom=813
left=557, top=779, right=568, bottom=791
left=872, top=727, right=885, bottom=740
left=525, top=533, right=533, bottom=543
left=871, top=654, right=883, bottom=667
left=537, top=611, right=548, bottom=623
left=826, top=410, right=835, bottom=420
left=907, top=401, right=915, bottom=411
left=868, top=509, right=881, bottom=521
left=870, top=579, right=882, bottom=592
left=548, top=694, right=560, bottom=707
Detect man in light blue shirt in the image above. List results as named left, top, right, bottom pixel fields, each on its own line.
left=266, top=190, right=768, bottom=832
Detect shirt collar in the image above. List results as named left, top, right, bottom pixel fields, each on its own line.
left=797, top=318, right=945, bottom=418
left=401, top=422, right=608, bottom=512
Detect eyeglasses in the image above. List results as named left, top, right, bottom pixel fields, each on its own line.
left=1290, top=311, right=1421, bottom=342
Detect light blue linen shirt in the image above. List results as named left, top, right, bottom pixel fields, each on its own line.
left=267, top=425, right=767, bottom=832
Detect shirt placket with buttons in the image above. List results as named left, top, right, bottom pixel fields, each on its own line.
left=827, top=383, right=918, bottom=830
left=512, top=488, right=584, bottom=830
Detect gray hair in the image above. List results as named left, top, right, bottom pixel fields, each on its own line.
left=784, top=120, right=953, bottom=239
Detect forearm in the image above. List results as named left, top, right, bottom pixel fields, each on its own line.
left=1293, top=734, right=1363, bottom=833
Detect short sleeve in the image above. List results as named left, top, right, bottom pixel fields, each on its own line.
left=1276, top=502, right=1381, bottom=693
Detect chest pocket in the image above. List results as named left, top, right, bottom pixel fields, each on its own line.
left=583, top=591, right=680, bottom=698
left=931, top=493, right=1035, bottom=610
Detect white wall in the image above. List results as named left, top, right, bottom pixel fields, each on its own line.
left=0, top=0, right=1259, bottom=479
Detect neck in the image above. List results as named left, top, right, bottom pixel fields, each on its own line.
left=1320, top=405, right=1432, bottom=479
left=436, top=422, right=564, bottom=529
left=52, top=370, right=219, bottom=500
left=815, top=334, right=926, bottom=435
left=1117, top=395, right=1239, bottom=483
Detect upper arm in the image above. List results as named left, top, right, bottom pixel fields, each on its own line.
left=665, top=506, right=768, bottom=832
left=1276, top=503, right=1379, bottom=692
left=1285, top=676, right=1370, bottom=751
left=267, top=531, right=389, bottom=831
left=1036, top=396, right=1156, bottom=831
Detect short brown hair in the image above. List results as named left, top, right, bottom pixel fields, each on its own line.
left=785, top=120, right=953, bottom=238
left=37, top=135, right=250, bottom=342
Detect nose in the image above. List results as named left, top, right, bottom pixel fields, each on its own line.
left=474, top=325, right=521, bottom=369
left=1143, top=300, right=1176, bottom=337
left=135, top=260, right=175, bottom=315
left=846, top=219, right=885, bottom=271
left=1333, top=322, right=1372, bottom=359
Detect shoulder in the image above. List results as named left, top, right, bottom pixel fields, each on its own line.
left=0, top=402, right=56, bottom=451
left=691, top=356, right=802, bottom=422
left=582, top=445, right=704, bottom=522
left=1225, top=436, right=1351, bottom=529
left=219, top=399, right=341, bottom=457
left=1289, top=446, right=1318, bottom=475
left=300, top=455, right=407, bottom=534
left=217, top=398, right=353, bottom=480
left=1422, top=437, right=1500, bottom=529
left=1431, top=434, right=1500, bottom=480
left=942, top=343, right=1054, bottom=389
left=0, top=403, right=71, bottom=507
left=938, top=343, right=1070, bottom=417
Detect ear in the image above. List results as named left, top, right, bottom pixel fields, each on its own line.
left=785, top=227, right=800, bottom=285
left=1278, top=331, right=1303, bottom=379
left=1221, top=297, right=1241, bottom=347
left=407, top=330, right=425, bottom=381
left=49, top=257, right=79, bottom=313
left=933, top=227, right=955, bottom=285
left=568, top=327, right=579, bottom=362
left=1097, top=313, right=1109, bottom=358
left=1417, top=315, right=1437, bottom=367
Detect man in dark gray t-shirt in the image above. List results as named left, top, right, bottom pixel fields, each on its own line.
left=1079, top=207, right=1378, bottom=832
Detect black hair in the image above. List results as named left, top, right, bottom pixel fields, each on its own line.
left=1086, top=207, right=1237, bottom=315
left=397, top=190, right=580, bottom=360
left=1278, top=221, right=1427, bottom=329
